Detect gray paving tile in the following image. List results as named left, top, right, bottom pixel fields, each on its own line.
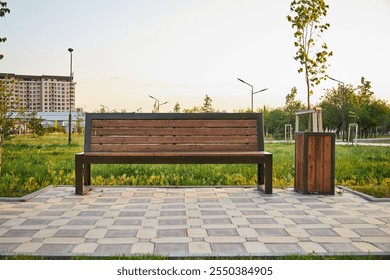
left=334, top=218, right=365, bottom=224
left=37, top=244, right=75, bottom=254
left=240, top=210, right=267, bottom=216
left=22, top=219, right=52, bottom=225
left=198, top=198, right=219, bottom=203
left=353, top=228, right=388, bottom=236
left=307, top=204, right=332, bottom=209
left=318, top=210, right=347, bottom=215
left=78, top=211, right=105, bottom=217
left=230, top=198, right=253, bottom=203
left=1, top=210, right=25, bottom=216
left=54, top=229, right=89, bottom=237
left=267, top=243, right=305, bottom=254
left=105, top=230, right=137, bottom=238
left=159, top=219, right=187, bottom=226
left=203, top=218, right=232, bottom=225
left=155, top=243, right=188, bottom=255
left=163, top=198, right=185, bottom=203
left=2, top=229, right=39, bottom=237
left=207, top=228, right=238, bottom=236
left=201, top=210, right=227, bottom=216
left=0, top=219, right=7, bottom=225
left=306, top=229, right=339, bottom=236
left=96, top=244, right=131, bottom=255
left=113, top=219, right=142, bottom=226
left=199, top=204, right=223, bottom=209
left=256, top=228, right=289, bottom=236
left=322, top=243, right=361, bottom=253
left=211, top=243, right=247, bottom=254
left=160, top=210, right=186, bottom=217
left=161, top=204, right=186, bottom=209
left=280, top=210, right=307, bottom=216
left=291, top=218, right=321, bottom=224
left=38, top=211, right=65, bottom=216
left=119, top=211, right=146, bottom=217
left=129, top=198, right=151, bottom=203
left=264, top=197, right=288, bottom=203
left=247, top=218, right=277, bottom=224
left=157, top=229, right=187, bottom=238
left=0, top=243, right=20, bottom=253
left=67, top=219, right=98, bottom=225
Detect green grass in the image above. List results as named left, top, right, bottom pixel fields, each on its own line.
left=0, top=134, right=389, bottom=197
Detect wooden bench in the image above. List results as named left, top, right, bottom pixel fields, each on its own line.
left=75, top=113, right=273, bottom=195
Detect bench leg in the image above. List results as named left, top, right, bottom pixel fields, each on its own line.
left=84, top=164, right=91, bottom=186
left=264, top=154, right=273, bottom=194
left=257, top=155, right=273, bottom=194
left=75, top=154, right=84, bottom=195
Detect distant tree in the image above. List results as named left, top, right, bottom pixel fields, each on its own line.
left=27, top=112, right=45, bottom=137
left=287, top=0, right=333, bottom=129
left=284, top=87, right=305, bottom=128
left=200, top=94, right=215, bottom=112
left=265, top=108, right=289, bottom=139
left=0, top=1, right=10, bottom=61
left=173, top=102, right=181, bottom=113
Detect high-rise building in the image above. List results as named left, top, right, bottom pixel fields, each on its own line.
left=0, top=73, right=76, bottom=112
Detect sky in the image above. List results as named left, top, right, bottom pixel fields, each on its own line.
left=1, top=0, right=390, bottom=113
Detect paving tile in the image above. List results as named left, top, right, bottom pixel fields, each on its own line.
left=189, top=242, right=212, bottom=254
left=67, top=219, right=98, bottom=225
left=159, top=219, right=187, bottom=226
left=291, top=218, right=321, bottom=224
left=353, top=228, right=388, bottom=236
left=131, top=242, right=155, bottom=254
left=266, top=243, right=304, bottom=254
left=96, top=244, right=131, bottom=255
left=203, top=218, right=232, bottom=225
left=54, top=229, right=88, bottom=237
left=1, top=229, right=39, bottom=237
left=211, top=243, right=247, bottom=254
left=85, top=229, right=108, bottom=239
left=72, top=243, right=98, bottom=254
left=155, top=243, right=188, bottom=255
left=37, top=244, right=76, bottom=254
left=298, top=242, right=327, bottom=253
left=157, top=229, right=187, bottom=238
left=352, top=242, right=383, bottom=253
left=0, top=243, right=22, bottom=253
left=240, top=210, right=267, bottom=216
left=321, top=243, right=361, bottom=253
left=256, top=228, right=289, bottom=236
left=113, top=219, right=142, bottom=226
left=248, top=218, right=277, bottom=224
left=105, top=230, right=137, bottom=238
left=201, top=210, right=227, bottom=216
left=243, top=242, right=270, bottom=254
left=21, top=219, right=52, bottom=225
left=14, top=242, right=43, bottom=253
left=305, top=228, right=339, bottom=236
left=160, top=210, right=186, bottom=217
left=119, top=211, right=146, bottom=217
left=207, top=228, right=238, bottom=236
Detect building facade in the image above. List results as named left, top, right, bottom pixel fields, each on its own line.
left=0, top=73, right=76, bottom=112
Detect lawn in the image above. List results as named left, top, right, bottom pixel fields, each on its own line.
left=0, top=133, right=389, bottom=197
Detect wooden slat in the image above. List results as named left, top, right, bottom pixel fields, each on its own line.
left=315, top=135, right=324, bottom=192
left=90, top=143, right=258, bottom=152
left=91, top=127, right=257, bottom=137
left=92, top=119, right=257, bottom=128
left=307, top=135, right=316, bottom=193
left=323, top=135, right=332, bottom=192
left=91, top=135, right=258, bottom=145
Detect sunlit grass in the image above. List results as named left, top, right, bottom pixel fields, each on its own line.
left=0, top=134, right=389, bottom=197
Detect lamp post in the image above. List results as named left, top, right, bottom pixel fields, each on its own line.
left=237, top=78, right=268, bottom=112
left=100, top=104, right=109, bottom=113
left=149, top=95, right=168, bottom=113
left=68, top=48, right=73, bottom=145
left=329, top=76, right=346, bottom=141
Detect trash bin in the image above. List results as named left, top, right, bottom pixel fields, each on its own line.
left=294, top=132, right=335, bottom=195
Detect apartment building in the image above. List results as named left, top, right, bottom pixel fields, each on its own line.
left=0, top=73, right=76, bottom=112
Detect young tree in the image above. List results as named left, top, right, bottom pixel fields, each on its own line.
left=0, top=2, right=11, bottom=175
left=173, top=102, right=181, bottom=113
left=200, top=94, right=215, bottom=112
left=287, top=0, right=333, bottom=127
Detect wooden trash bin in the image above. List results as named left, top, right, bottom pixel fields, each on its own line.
left=294, top=132, right=335, bottom=195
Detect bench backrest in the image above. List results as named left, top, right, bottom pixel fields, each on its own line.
left=84, top=113, right=265, bottom=153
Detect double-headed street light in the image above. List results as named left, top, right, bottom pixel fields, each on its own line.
left=68, top=48, right=73, bottom=145
left=237, top=78, right=268, bottom=112
left=100, top=104, right=110, bottom=113
left=149, top=95, right=168, bottom=113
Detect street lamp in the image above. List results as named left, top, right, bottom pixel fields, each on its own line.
left=328, top=76, right=346, bottom=141
left=68, top=48, right=73, bottom=145
left=237, top=78, right=268, bottom=112
left=100, top=104, right=109, bottom=113
left=149, top=95, right=168, bottom=113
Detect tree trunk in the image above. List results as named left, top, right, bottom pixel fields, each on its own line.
left=305, top=66, right=311, bottom=131
left=0, top=136, right=3, bottom=176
